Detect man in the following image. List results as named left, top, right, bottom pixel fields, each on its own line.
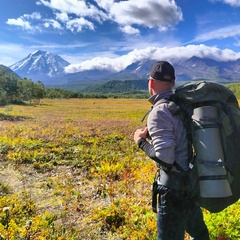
left=134, top=61, right=209, bottom=240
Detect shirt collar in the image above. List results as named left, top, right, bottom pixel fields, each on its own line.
left=148, top=90, right=173, bottom=105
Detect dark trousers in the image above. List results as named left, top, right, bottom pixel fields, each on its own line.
left=157, top=185, right=210, bottom=240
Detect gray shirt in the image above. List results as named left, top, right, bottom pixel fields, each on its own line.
left=148, top=90, right=189, bottom=171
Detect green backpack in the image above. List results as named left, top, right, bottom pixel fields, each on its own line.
left=172, top=81, right=240, bottom=213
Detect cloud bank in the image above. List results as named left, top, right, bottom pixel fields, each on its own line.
left=64, top=44, right=240, bottom=73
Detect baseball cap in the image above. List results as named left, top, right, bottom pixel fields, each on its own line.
left=150, top=61, right=175, bottom=82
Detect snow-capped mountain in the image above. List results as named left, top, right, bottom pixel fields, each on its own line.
left=9, top=50, right=70, bottom=84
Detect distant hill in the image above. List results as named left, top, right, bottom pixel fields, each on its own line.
left=0, top=64, right=21, bottom=79
left=82, top=79, right=148, bottom=94
left=82, top=79, right=240, bottom=99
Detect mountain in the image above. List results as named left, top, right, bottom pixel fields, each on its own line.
left=117, top=56, right=240, bottom=83
left=9, top=50, right=70, bottom=84
left=8, top=51, right=240, bottom=90
left=62, top=69, right=115, bottom=83
left=111, top=59, right=156, bottom=80
left=175, top=56, right=240, bottom=82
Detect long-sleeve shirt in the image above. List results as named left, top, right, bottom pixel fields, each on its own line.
left=139, top=90, right=189, bottom=171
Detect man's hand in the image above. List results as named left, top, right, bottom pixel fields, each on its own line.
left=134, top=127, right=148, bottom=144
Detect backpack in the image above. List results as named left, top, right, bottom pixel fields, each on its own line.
left=171, top=80, right=240, bottom=213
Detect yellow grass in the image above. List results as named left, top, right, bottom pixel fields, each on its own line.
left=0, top=98, right=157, bottom=239
left=0, top=98, right=239, bottom=240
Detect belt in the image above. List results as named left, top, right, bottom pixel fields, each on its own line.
left=158, top=169, right=186, bottom=190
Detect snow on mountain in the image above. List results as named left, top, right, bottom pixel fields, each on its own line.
left=9, top=50, right=70, bottom=84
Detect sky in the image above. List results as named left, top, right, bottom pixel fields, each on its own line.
left=1, top=0, right=240, bottom=74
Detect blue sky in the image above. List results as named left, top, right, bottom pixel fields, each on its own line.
left=1, top=0, right=240, bottom=73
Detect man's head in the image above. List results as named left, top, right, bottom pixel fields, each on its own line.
left=150, top=61, right=175, bottom=82
left=148, top=61, right=175, bottom=95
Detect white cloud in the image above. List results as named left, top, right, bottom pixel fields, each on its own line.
left=35, top=0, right=109, bottom=33
left=222, top=0, right=240, bottom=6
left=120, top=25, right=140, bottom=35
left=210, top=0, right=240, bottom=6
left=37, top=0, right=108, bottom=22
left=6, top=2, right=97, bottom=33
left=33, top=0, right=182, bottom=35
left=95, top=0, right=114, bottom=11
left=6, top=18, right=32, bottom=30
left=6, top=12, right=43, bottom=32
left=195, top=24, right=240, bottom=42
left=66, top=18, right=95, bottom=32
left=65, top=57, right=119, bottom=72
left=23, top=12, right=42, bottom=20
left=64, top=44, right=240, bottom=73
left=1, top=42, right=240, bottom=70
left=55, top=12, right=69, bottom=22
left=44, top=19, right=62, bottom=29
left=109, top=0, right=183, bottom=29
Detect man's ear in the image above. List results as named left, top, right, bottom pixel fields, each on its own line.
left=171, top=80, right=175, bottom=87
left=149, top=79, right=154, bottom=88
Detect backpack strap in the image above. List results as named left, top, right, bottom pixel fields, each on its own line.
left=141, top=96, right=194, bottom=166
left=141, top=99, right=171, bottom=122
left=167, top=95, right=195, bottom=166
left=141, top=106, right=153, bottom=122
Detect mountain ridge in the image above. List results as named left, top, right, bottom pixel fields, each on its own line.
left=7, top=51, right=240, bottom=90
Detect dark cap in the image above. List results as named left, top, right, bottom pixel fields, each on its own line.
left=150, top=61, right=175, bottom=82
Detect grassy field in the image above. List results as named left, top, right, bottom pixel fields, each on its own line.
left=0, top=98, right=239, bottom=240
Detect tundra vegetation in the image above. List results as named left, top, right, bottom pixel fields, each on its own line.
left=0, top=97, right=239, bottom=240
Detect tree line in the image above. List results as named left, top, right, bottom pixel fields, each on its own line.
left=0, top=66, right=85, bottom=105
left=0, top=66, right=149, bottom=106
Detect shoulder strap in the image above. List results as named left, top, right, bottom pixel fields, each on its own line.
left=167, top=96, right=195, bottom=167
left=141, top=98, right=175, bottom=122
left=141, top=96, right=194, bottom=170
left=141, top=106, right=153, bottom=122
